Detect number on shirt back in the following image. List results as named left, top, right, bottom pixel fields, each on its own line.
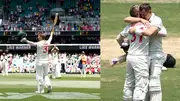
left=131, top=27, right=144, bottom=43
left=43, top=44, right=48, bottom=53
left=131, top=33, right=136, bottom=42
left=131, top=33, right=143, bottom=43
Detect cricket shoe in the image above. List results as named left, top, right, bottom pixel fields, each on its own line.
left=110, top=58, right=118, bottom=66
left=34, top=90, right=44, bottom=94
left=162, top=66, right=167, bottom=71
left=47, top=85, right=52, bottom=93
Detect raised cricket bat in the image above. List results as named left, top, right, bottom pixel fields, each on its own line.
left=54, top=13, right=58, bottom=26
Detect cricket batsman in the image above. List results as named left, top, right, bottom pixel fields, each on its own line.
left=119, top=5, right=150, bottom=101
left=125, top=3, right=166, bottom=101
left=21, top=13, right=59, bottom=93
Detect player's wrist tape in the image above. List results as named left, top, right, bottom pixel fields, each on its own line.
left=135, top=28, right=143, bottom=36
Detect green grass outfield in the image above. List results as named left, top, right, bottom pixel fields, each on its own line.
left=101, top=60, right=180, bottom=101
left=101, top=3, right=180, bottom=38
left=0, top=73, right=100, bottom=81
left=0, top=74, right=100, bottom=101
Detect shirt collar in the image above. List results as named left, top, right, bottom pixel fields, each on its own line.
left=149, top=13, right=155, bottom=22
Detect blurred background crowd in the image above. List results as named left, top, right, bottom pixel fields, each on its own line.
left=0, top=0, right=100, bottom=31
left=0, top=52, right=100, bottom=74
left=0, top=0, right=100, bottom=75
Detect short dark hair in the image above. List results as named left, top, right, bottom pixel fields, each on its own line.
left=129, top=5, right=139, bottom=17
left=139, top=3, right=151, bottom=12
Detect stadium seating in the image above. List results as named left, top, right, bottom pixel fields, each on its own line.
left=0, top=0, right=100, bottom=32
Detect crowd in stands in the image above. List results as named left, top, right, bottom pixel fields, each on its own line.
left=0, top=52, right=100, bottom=74
left=0, top=0, right=100, bottom=31
left=67, top=0, right=100, bottom=18
left=52, top=36, right=100, bottom=44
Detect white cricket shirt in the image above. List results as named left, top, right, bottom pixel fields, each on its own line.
left=149, top=13, right=164, bottom=52
left=120, top=22, right=149, bottom=56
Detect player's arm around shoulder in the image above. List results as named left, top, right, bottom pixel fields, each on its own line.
left=157, top=26, right=167, bottom=37
left=131, top=17, right=163, bottom=37
left=140, top=26, right=159, bottom=36
left=124, top=17, right=149, bottom=25
left=124, top=17, right=140, bottom=23
left=141, top=16, right=163, bottom=36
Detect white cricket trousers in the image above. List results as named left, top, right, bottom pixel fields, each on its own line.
left=2, top=62, right=8, bottom=76
left=81, top=64, right=86, bottom=77
left=146, top=52, right=165, bottom=101
left=52, top=62, right=61, bottom=78
left=123, top=55, right=149, bottom=101
left=36, top=62, right=51, bottom=91
left=149, top=52, right=165, bottom=91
